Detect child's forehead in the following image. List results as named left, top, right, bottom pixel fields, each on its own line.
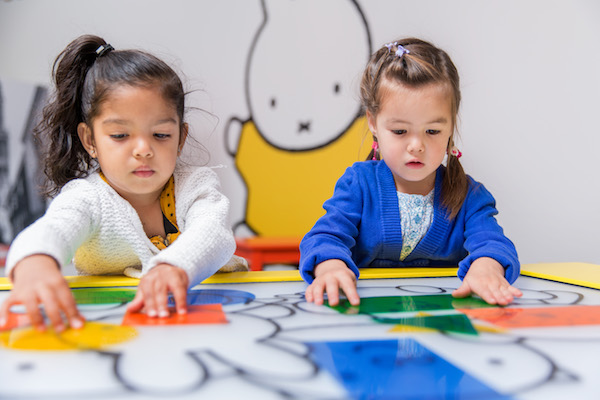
left=377, top=80, right=454, bottom=115
left=379, top=79, right=452, bottom=102
left=96, top=84, right=179, bottom=119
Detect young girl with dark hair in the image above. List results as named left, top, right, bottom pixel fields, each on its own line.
left=0, top=35, right=244, bottom=332
left=300, top=38, right=521, bottom=307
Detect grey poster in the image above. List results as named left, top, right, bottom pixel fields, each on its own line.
left=0, top=79, right=47, bottom=244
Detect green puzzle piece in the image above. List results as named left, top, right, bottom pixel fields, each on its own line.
left=327, top=294, right=494, bottom=314
left=72, top=288, right=137, bottom=305
left=374, top=313, right=479, bottom=336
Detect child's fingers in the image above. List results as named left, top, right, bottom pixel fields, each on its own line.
left=126, top=291, right=145, bottom=313
left=304, top=285, right=315, bottom=303
left=56, top=289, right=84, bottom=329
left=338, top=276, right=360, bottom=306
left=37, top=288, right=65, bottom=332
left=452, top=282, right=472, bottom=298
left=508, top=285, right=523, bottom=297
left=22, top=295, right=46, bottom=331
left=325, top=279, right=340, bottom=306
left=0, top=297, right=14, bottom=325
left=0, top=296, right=18, bottom=327
left=141, top=285, right=158, bottom=318
left=309, top=281, right=325, bottom=305
left=170, top=283, right=187, bottom=315
left=153, top=284, right=170, bottom=318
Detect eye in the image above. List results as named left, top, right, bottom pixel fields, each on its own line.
left=270, top=98, right=276, bottom=108
left=154, top=133, right=171, bottom=139
left=391, top=130, right=407, bottom=135
left=333, top=83, right=341, bottom=94
left=110, top=134, right=127, bottom=140
left=426, top=129, right=441, bottom=135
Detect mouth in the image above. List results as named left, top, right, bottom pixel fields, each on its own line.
left=405, top=161, right=424, bottom=169
left=133, top=167, right=155, bottom=177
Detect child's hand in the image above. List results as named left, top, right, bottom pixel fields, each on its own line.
left=127, top=263, right=189, bottom=317
left=452, top=257, right=522, bottom=305
left=305, top=259, right=359, bottom=306
left=0, top=255, right=84, bottom=332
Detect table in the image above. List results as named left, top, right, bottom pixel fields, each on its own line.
left=0, top=263, right=599, bottom=399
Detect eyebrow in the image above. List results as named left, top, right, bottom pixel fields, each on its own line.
left=102, top=118, right=178, bottom=126
left=388, top=117, right=449, bottom=124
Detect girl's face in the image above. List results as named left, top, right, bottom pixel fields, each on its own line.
left=367, top=82, right=454, bottom=195
left=78, top=85, right=186, bottom=205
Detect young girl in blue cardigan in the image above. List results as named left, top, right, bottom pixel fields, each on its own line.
left=300, top=38, right=521, bottom=307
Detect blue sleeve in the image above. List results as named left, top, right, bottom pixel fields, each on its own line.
left=299, top=167, right=363, bottom=283
left=457, top=181, right=520, bottom=283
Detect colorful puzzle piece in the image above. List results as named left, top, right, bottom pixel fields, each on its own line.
left=327, top=294, right=493, bottom=314
left=168, top=288, right=255, bottom=307
left=0, top=321, right=137, bottom=351
left=121, top=304, right=228, bottom=326
left=72, top=287, right=137, bottom=305
left=308, top=339, right=510, bottom=399
left=383, top=313, right=478, bottom=335
left=460, top=305, right=600, bottom=329
left=0, top=311, right=30, bottom=331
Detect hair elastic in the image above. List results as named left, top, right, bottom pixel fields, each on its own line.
left=372, top=139, right=379, bottom=160
left=383, top=42, right=410, bottom=58
left=384, top=42, right=398, bottom=53
left=95, top=44, right=114, bottom=57
left=395, top=45, right=410, bottom=58
left=450, top=146, right=462, bottom=159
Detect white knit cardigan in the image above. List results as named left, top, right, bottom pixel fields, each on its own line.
left=6, top=163, right=236, bottom=287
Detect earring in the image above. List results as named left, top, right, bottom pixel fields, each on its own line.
left=90, top=150, right=97, bottom=158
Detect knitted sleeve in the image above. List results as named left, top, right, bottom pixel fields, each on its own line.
left=144, top=167, right=235, bottom=286
left=299, top=166, right=364, bottom=283
left=457, top=180, right=520, bottom=283
left=5, top=180, right=100, bottom=277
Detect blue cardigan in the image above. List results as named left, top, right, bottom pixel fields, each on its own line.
left=299, top=161, right=519, bottom=284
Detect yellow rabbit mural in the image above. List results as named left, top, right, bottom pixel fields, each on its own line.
left=226, top=0, right=372, bottom=237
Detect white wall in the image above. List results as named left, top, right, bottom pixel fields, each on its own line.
left=1, top=0, right=598, bottom=265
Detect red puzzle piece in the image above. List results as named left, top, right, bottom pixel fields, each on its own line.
left=122, top=304, right=228, bottom=326
left=460, top=305, right=600, bottom=329
left=0, top=312, right=30, bottom=331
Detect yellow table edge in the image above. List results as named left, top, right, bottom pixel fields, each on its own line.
left=0, top=262, right=598, bottom=290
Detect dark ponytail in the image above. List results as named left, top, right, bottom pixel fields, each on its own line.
left=36, top=35, right=105, bottom=196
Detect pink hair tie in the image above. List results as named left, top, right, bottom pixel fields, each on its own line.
left=372, top=140, right=379, bottom=160
left=450, top=146, right=462, bottom=159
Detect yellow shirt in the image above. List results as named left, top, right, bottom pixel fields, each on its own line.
left=99, top=172, right=179, bottom=249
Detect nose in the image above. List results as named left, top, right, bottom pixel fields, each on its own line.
left=133, top=137, right=153, bottom=158
left=407, top=135, right=425, bottom=154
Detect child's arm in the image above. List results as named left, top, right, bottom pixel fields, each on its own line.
left=0, top=254, right=84, bottom=331
left=456, top=180, right=521, bottom=304
left=305, top=259, right=360, bottom=306
left=299, top=166, right=364, bottom=283
left=452, top=257, right=522, bottom=305
left=126, top=263, right=189, bottom=317
left=139, top=167, right=235, bottom=314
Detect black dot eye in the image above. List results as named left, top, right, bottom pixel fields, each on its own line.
left=334, top=83, right=341, bottom=94
left=270, top=98, right=276, bottom=108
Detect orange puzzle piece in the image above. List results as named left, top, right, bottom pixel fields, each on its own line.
left=122, top=304, right=228, bottom=326
left=460, top=305, right=600, bottom=329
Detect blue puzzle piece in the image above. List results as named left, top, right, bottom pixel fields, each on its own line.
left=168, top=289, right=255, bottom=307
left=307, top=338, right=512, bottom=399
